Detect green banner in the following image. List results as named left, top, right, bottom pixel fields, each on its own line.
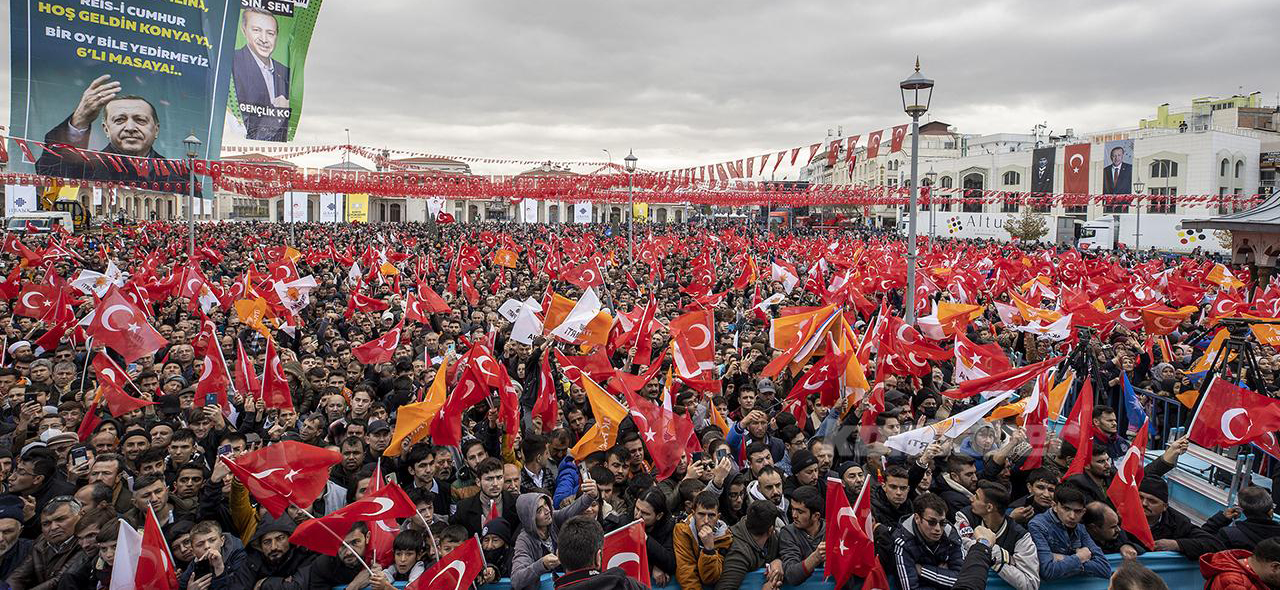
left=8, top=0, right=241, bottom=193
left=225, top=0, right=322, bottom=142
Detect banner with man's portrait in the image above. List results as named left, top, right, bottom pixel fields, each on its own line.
left=1102, top=139, right=1135, bottom=195
left=1030, top=147, right=1056, bottom=195
left=226, top=0, right=323, bottom=142
left=7, top=0, right=241, bottom=194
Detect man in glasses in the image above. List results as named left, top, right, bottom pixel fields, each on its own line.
left=890, top=492, right=964, bottom=590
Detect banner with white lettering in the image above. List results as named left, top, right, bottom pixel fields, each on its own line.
left=225, top=0, right=324, bottom=142
left=7, top=0, right=240, bottom=194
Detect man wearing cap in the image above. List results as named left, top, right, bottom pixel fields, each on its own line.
left=754, top=378, right=782, bottom=416
left=0, top=495, right=32, bottom=579
left=1140, top=476, right=1224, bottom=559
left=363, top=419, right=393, bottom=458
left=6, top=496, right=83, bottom=590
left=244, top=513, right=310, bottom=587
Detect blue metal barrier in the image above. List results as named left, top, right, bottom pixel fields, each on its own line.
left=363, top=551, right=1203, bottom=589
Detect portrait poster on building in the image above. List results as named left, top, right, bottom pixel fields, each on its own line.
left=319, top=193, right=341, bottom=222
left=632, top=202, right=649, bottom=223
left=520, top=199, right=538, bottom=223
left=1030, top=147, right=1055, bottom=195
left=1063, top=143, right=1091, bottom=195
left=284, top=191, right=308, bottom=222
left=573, top=202, right=592, bottom=224
left=7, top=0, right=240, bottom=194
left=226, top=0, right=324, bottom=142
left=346, top=193, right=368, bottom=223
left=1102, top=139, right=1135, bottom=195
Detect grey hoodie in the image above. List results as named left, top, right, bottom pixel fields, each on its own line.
left=509, top=490, right=594, bottom=590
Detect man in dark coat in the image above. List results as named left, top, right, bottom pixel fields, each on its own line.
left=230, top=7, right=291, bottom=140
left=1140, top=476, right=1224, bottom=560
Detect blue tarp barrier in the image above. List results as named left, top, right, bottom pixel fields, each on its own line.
left=365, top=551, right=1202, bottom=589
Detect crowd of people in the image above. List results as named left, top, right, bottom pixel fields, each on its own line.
left=0, top=218, right=1277, bottom=590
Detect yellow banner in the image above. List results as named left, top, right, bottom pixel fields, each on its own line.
left=632, top=202, right=648, bottom=223
left=346, top=193, right=369, bottom=223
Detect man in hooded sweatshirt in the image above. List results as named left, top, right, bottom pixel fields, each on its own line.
left=1200, top=537, right=1280, bottom=590
left=509, top=475, right=598, bottom=590
left=747, top=466, right=789, bottom=526
left=245, top=513, right=313, bottom=587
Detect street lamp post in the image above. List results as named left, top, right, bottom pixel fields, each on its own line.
left=183, top=133, right=202, bottom=260
left=1133, top=176, right=1146, bottom=251
left=900, top=58, right=934, bottom=324
left=625, top=150, right=637, bottom=261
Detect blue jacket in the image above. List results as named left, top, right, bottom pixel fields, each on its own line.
left=553, top=456, right=579, bottom=508
left=1027, top=508, right=1112, bottom=580
left=725, top=422, right=784, bottom=464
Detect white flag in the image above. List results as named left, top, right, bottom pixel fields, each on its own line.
left=550, top=287, right=601, bottom=342
left=1011, top=313, right=1073, bottom=341
left=885, top=391, right=1013, bottom=456
left=109, top=519, right=142, bottom=590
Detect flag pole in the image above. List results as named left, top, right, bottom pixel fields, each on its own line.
left=77, top=336, right=93, bottom=394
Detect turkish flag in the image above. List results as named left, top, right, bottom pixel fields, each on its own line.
left=194, top=318, right=230, bottom=411
left=268, top=257, right=300, bottom=284
left=889, top=124, right=909, bottom=153
left=1140, top=305, right=1197, bottom=336
left=631, top=295, right=659, bottom=367
left=233, top=339, right=260, bottom=396
left=1189, top=378, right=1280, bottom=447
left=353, top=320, right=403, bottom=364
left=86, top=288, right=168, bottom=363
left=408, top=537, right=484, bottom=590
left=222, top=441, right=342, bottom=518
left=14, top=284, right=56, bottom=318
left=345, top=291, right=389, bottom=318
left=428, top=365, right=490, bottom=447
left=260, top=337, right=293, bottom=410
left=941, top=355, right=1064, bottom=400
left=669, top=310, right=715, bottom=378
left=1107, top=420, right=1155, bottom=550
left=562, top=261, right=605, bottom=289
left=624, top=391, right=695, bottom=480
left=554, top=348, right=616, bottom=383
left=135, top=505, right=179, bottom=590
left=290, top=483, right=416, bottom=556
left=531, top=351, right=558, bottom=434
left=601, top=519, right=650, bottom=586
left=786, top=335, right=847, bottom=409
left=365, top=461, right=399, bottom=567
left=865, top=130, right=884, bottom=159
left=825, top=477, right=875, bottom=587
left=1064, top=143, right=1091, bottom=195
left=1061, top=378, right=1096, bottom=479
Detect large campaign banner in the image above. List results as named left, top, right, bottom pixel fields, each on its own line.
left=8, top=0, right=241, bottom=194
left=225, top=0, right=323, bottom=142
left=346, top=193, right=368, bottom=222
left=318, top=192, right=341, bottom=222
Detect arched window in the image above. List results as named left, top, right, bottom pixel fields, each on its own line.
left=1150, top=159, right=1178, bottom=178
left=1002, top=171, right=1020, bottom=185
left=1235, top=160, right=1244, bottom=179
left=1221, top=158, right=1230, bottom=177
left=940, top=176, right=953, bottom=188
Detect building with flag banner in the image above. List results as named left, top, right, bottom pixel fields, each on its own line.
left=801, top=95, right=1276, bottom=234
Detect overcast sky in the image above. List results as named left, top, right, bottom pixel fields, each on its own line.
left=2, top=0, right=1275, bottom=176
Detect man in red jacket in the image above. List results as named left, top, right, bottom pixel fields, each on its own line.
left=1201, top=537, right=1280, bottom=590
